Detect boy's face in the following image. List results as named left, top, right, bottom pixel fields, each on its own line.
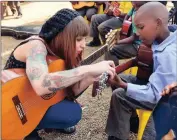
left=134, top=15, right=159, bottom=45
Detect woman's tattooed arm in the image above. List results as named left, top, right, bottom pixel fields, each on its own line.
left=26, top=43, right=89, bottom=96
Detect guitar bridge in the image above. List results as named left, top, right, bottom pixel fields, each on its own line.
left=12, top=95, right=27, bottom=125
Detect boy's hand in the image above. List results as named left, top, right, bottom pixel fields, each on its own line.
left=161, top=82, right=177, bottom=96
left=108, top=75, right=127, bottom=89
left=116, top=34, right=135, bottom=45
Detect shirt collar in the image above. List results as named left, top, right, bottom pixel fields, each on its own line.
left=152, top=31, right=177, bottom=52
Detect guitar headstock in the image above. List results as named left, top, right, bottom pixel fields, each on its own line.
left=92, top=72, right=109, bottom=98
left=105, top=29, right=121, bottom=49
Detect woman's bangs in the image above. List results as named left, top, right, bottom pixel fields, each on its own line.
left=72, top=16, right=90, bottom=37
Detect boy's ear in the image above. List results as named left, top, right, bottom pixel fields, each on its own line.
left=156, top=18, right=163, bottom=27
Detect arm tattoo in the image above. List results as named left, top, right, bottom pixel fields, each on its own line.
left=48, top=87, right=65, bottom=94
left=41, top=68, right=85, bottom=93
left=26, top=44, right=86, bottom=95
left=27, top=67, right=43, bottom=81
left=26, top=45, right=48, bottom=81
left=42, top=75, right=51, bottom=87
left=28, top=45, right=47, bottom=65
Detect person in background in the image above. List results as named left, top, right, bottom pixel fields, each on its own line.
left=8, top=1, right=22, bottom=18
left=87, top=1, right=133, bottom=47
left=71, top=1, right=98, bottom=22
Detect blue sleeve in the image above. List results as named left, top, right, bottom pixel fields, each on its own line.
left=126, top=47, right=177, bottom=104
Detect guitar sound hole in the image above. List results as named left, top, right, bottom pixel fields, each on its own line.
left=41, top=92, right=56, bottom=100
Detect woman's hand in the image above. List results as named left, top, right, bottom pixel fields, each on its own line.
left=90, top=60, right=116, bottom=79
left=161, top=82, right=177, bottom=96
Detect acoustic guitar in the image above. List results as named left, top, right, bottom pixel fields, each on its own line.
left=1, top=32, right=114, bottom=139
left=120, top=20, right=132, bottom=39
left=71, top=2, right=95, bottom=10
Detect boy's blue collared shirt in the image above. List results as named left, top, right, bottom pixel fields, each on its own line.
left=126, top=31, right=177, bottom=104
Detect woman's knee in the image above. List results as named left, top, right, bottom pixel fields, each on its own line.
left=38, top=101, right=82, bottom=128
left=69, top=103, right=82, bottom=124
left=59, top=102, right=82, bottom=125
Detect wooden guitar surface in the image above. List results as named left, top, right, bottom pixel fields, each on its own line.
left=72, top=2, right=95, bottom=9
left=2, top=57, right=67, bottom=139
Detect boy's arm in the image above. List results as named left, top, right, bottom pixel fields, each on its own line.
left=116, top=33, right=136, bottom=45
left=126, top=49, right=177, bottom=104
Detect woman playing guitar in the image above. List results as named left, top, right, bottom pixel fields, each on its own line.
left=2, top=8, right=116, bottom=139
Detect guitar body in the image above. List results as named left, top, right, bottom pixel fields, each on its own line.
left=120, top=20, right=132, bottom=39
left=72, top=2, right=95, bottom=9
left=136, top=44, right=153, bottom=80
left=2, top=58, right=67, bottom=140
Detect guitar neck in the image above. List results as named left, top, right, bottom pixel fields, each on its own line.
left=115, top=58, right=136, bottom=74
left=81, top=44, right=108, bottom=65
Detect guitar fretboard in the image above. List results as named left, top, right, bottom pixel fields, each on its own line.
left=81, top=44, right=108, bottom=65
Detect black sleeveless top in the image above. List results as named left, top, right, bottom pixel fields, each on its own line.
left=4, top=37, right=47, bottom=70
left=4, top=42, right=27, bottom=70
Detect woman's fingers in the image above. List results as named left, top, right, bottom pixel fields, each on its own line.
left=108, top=60, right=115, bottom=68
left=106, top=69, right=114, bottom=80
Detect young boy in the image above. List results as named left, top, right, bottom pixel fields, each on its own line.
left=104, top=1, right=146, bottom=66
left=105, top=2, right=177, bottom=140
